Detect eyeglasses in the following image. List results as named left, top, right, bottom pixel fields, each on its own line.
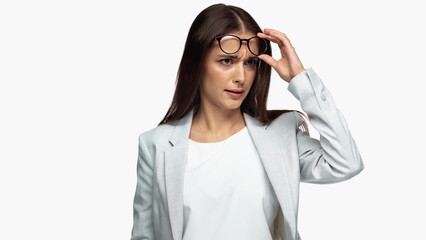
left=212, top=34, right=268, bottom=56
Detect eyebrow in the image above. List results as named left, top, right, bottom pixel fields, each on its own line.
left=218, top=54, right=258, bottom=60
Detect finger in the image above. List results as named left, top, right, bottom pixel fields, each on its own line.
left=259, top=32, right=289, bottom=59
left=264, top=29, right=294, bottom=49
left=257, top=32, right=284, bottom=48
left=260, top=32, right=288, bottom=54
left=267, top=31, right=291, bottom=49
left=257, top=54, right=278, bottom=69
left=257, top=32, right=290, bottom=61
left=264, top=31, right=294, bottom=59
left=264, top=29, right=290, bottom=42
left=268, top=30, right=294, bottom=49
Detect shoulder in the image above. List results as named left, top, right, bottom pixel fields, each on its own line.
left=266, top=110, right=301, bottom=131
left=268, top=109, right=300, bottom=125
left=138, top=122, right=175, bottom=148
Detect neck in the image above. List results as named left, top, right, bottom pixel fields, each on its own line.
left=192, top=104, right=246, bottom=134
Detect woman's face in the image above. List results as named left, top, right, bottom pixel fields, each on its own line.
left=200, top=31, right=258, bottom=111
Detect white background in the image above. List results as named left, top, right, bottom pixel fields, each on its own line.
left=1, top=0, right=425, bottom=239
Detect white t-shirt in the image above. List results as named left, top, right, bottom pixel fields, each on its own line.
left=183, top=126, right=280, bottom=240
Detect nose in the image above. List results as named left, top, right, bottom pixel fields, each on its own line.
left=233, top=45, right=250, bottom=84
left=234, top=61, right=245, bottom=84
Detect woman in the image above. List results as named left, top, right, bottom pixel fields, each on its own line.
left=131, top=3, right=365, bottom=240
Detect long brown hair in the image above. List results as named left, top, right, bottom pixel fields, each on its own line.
left=157, top=3, right=309, bottom=134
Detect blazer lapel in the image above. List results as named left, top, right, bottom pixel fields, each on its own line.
left=164, top=107, right=296, bottom=240
left=243, top=111, right=297, bottom=240
left=164, top=108, right=194, bottom=240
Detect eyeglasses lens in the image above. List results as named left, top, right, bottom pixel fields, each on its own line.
left=219, top=36, right=267, bottom=55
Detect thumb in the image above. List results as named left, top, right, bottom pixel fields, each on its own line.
left=258, top=54, right=277, bottom=69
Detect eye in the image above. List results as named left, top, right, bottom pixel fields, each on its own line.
left=246, top=59, right=257, bottom=66
left=219, top=59, right=232, bottom=65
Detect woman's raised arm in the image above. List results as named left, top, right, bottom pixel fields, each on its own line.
left=288, top=68, right=365, bottom=183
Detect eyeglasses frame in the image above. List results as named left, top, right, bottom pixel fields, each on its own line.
left=212, top=34, right=268, bottom=56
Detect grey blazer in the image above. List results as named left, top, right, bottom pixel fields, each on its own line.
left=130, top=67, right=365, bottom=240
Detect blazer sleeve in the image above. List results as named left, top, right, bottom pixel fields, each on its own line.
left=287, top=67, right=365, bottom=184
left=130, top=133, right=154, bottom=240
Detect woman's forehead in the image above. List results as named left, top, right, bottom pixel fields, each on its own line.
left=222, top=31, right=257, bottom=38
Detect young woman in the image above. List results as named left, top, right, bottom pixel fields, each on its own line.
left=131, top=3, right=365, bottom=240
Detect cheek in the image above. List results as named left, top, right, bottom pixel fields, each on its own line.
left=206, top=62, right=229, bottom=80
left=204, top=63, right=229, bottom=88
left=245, top=70, right=257, bottom=84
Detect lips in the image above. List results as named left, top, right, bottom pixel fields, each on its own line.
left=225, top=89, right=244, bottom=98
left=225, top=89, right=244, bottom=93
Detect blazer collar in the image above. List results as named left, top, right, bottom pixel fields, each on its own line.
left=164, top=107, right=296, bottom=240
left=168, top=107, right=270, bottom=147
